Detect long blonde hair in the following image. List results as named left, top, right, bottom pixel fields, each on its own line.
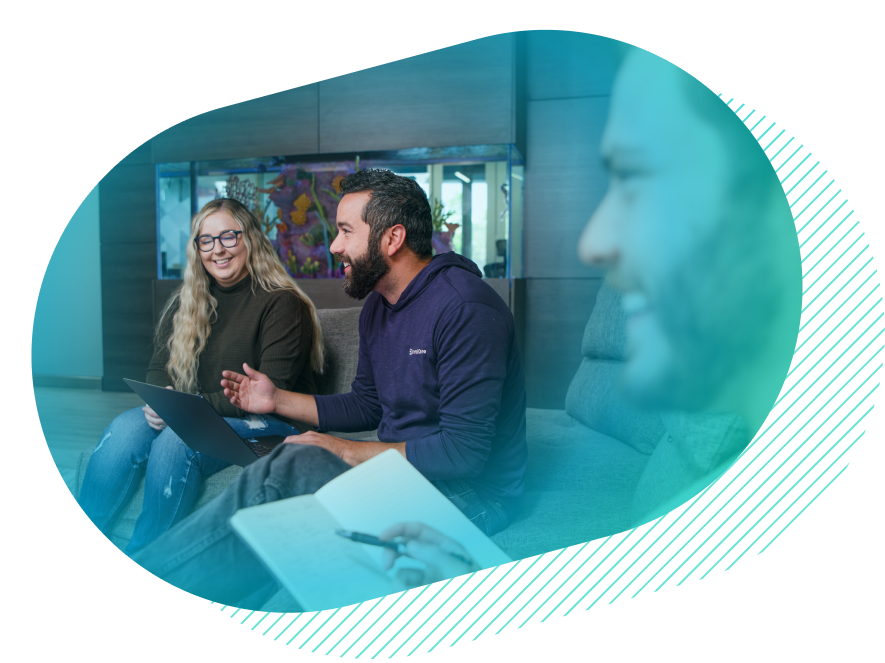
left=157, top=198, right=324, bottom=393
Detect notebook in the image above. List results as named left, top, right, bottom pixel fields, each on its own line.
left=230, top=450, right=511, bottom=611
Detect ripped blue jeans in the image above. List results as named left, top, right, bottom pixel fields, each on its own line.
left=78, top=406, right=297, bottom=554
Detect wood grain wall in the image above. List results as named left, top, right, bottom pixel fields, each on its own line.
left=152, top=87, right=320, bottom=163
left=99, top=144, right=156, bottom=391
left=97, top=32, right=619, bottom=403
left=319, top=36, right=517, bottom=153
left=520, top=32, right=619, bottom=408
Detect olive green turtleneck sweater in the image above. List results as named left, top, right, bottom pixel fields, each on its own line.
left=146, top=275, right=316, bottom=423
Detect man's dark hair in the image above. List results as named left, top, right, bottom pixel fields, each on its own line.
left=338, top=169, right=433, bottom=258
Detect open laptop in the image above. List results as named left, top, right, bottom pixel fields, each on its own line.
left=124, top=379, right=288, bottom=467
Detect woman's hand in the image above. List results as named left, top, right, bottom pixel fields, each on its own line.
left=221, top=363, right=278, bottom=414
left=380, top=522, right=479, bottom=588
left=143, top=385, right=173, bottom=430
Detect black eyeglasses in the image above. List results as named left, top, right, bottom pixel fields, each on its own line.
left=194, top=230, right=242, bottom=252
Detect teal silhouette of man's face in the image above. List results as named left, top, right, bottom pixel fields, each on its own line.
left=579, top=50, right=790, bottom=413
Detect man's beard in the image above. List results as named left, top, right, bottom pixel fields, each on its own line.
left=623, top=216, right=785, bottom=413
left=340, top=239, right=390, bottom=300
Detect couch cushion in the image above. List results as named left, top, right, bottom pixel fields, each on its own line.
left=582, top=283, right=627, bottom=361
left=630, top=410, right=750, bottom=525
left=490, top=407, right=651, bottom=560
left=565, top=359, right=664, bottom=455
left=314, top=307, right=363, bottom=396
left=565, top=282, right=664, bottom=455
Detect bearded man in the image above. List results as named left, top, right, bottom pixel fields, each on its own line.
left=132, top=168, right=528, bottom=607
left=578, top=47, right=801, bottom=522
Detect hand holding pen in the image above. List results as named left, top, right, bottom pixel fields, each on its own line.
left=377, top=522, right=480, bottom=587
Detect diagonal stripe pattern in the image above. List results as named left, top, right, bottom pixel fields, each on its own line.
left=216, top=101, right=882, bottom=657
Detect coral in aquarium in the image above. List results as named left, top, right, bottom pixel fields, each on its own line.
left=224, top=175, right=276, bottom=237
left=300, top=256, right=321, bottom=277
left=260, top=164, right=354, bottom=278
left=289, top=194, right=311, bottom=226
left=429, top=198, right=459, bottom=255
left=224, top=175, right=258, bottom=211
left=432, top=222, right=460, bottom=255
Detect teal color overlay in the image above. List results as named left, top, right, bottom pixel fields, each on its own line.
left=217, top=100, right=881, bottom=656
left=32, top=185, right=103, bottom=378
left=29, top=35, right=878, bottom=655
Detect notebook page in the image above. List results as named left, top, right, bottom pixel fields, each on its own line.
left=315, top=450, right=511, bottom=569
left=230, top=495, right=393, bottom=611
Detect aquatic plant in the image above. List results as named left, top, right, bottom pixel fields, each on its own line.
left=431, top=197, right=456, bottom=231
left=300, top=256, right=321, bottom=276
left=285, top=250, right=299, bottom=277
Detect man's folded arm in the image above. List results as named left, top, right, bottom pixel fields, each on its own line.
left=315, top=389, right=383, bottom=433
left=405, top=302, right=510, bottom=480
left=406, top=423, right=496, bottom=480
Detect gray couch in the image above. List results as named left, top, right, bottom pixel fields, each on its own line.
left=76, top=284, right=740, bottom=570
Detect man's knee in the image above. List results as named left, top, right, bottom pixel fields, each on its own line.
left=260, top=443, right=350, bottom=496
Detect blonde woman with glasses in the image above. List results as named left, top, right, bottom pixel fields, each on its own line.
left=79, top=198, right=323, bottom=553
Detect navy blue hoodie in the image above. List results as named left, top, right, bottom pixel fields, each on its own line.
left=314, top=252, right=527, bottom=508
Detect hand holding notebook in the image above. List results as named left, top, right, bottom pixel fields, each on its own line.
left=229, top=450, right=510, bottom=611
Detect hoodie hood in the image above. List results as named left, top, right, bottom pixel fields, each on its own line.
left=389, top=252, right=482, bottom=311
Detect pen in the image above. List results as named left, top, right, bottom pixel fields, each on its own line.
left=335, top=529, right=408, bottom=555
left=335, top=529, right=474, bottom=566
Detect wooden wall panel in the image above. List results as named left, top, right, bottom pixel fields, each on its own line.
left=99, top=157, right=157, bottom=391
left=100, top=241, right=157, bottom=391
left=526, top=31, right=621, bottom=101
left=319, top=35, right=515, bottom=153
left=152, top=280, right=179, bottom=326
left=522, top=277, right=603, bottom=409
left=523, top=98, right=610, bottom=279
left=517, top=32, right=616, bottom=406
left=151, top=85, right=319, bottom=163
left=99, top=164, right=156, bottom=245
left=118, top=140, right=153, bottom=166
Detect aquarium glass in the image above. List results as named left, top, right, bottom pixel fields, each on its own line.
left=157, top=145, right=523, bottom=279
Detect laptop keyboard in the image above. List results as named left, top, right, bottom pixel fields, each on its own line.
left=244, top=438, right=275, bottom=458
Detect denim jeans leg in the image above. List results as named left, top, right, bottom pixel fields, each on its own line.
left=132, top=443, right=350, bottom=609
left=126, top=415, right=299, bottom=554
left=127, top=427, right=206, bottom=554
left=431, top=479, right=510, bottom=537
left=224, top=413, right=298, bottom=440
left=78, top=407, right=156, bottom=534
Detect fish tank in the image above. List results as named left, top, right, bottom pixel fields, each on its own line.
left=157, top=145, right=524, bottom=280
